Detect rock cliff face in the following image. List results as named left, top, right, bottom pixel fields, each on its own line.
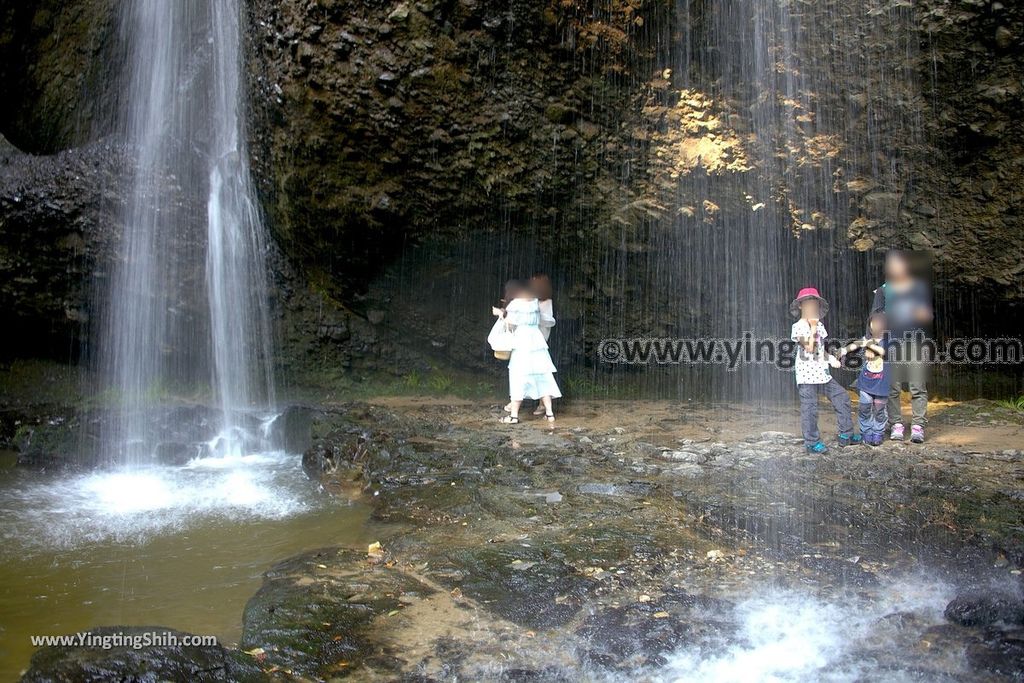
left=0, top=0, right=117, bottom=153
left=245, top=0, right=1022, bottom=383
left=0, top=136, right=124, bottom=359
left=910, top=2, right=1023, bottom=293
left=246, top=0, right=672, bottom=296
left=0, top=0, right=1020, bottom=386
left=244, top=0, right=679, bottom=376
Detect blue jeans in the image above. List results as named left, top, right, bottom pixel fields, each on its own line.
left=798, top=379, right=854, bottom=447
left=859, top=390, right=889, bottom=438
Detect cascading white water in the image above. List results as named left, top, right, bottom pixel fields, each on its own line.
left=205, top=0, right=277, bottom=455
left=651, top=579, right=960, bottom=683
left=98, top=0, right=274, bottom=463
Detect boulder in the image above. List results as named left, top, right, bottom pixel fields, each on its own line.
left=20, top=626, right=265, bottom=682
left=265, top=405, right=314, bottom=453
left=240, top=547, right=431, bottom=679
left=945, top=589, right=1024, bottom=627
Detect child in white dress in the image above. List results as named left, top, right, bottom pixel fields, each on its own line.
left=496, top=280, right=561, bottom=424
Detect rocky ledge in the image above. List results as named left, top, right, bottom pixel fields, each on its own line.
left=21, top=397, right=1024, bottom=680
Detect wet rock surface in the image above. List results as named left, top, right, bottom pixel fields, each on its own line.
left=966, top=627, right=1024, bottom=679
left=20, top=625, right=266, bottom=683
left=576, top=591, right=734, bottom=671
left=437, top=544, right=591, bottom=630
left=246, top=0, right=671, bottom=299
left=250, top=397, right=1024, bottom=680
left=9, top=408, right=96, bottom=470
left=241, top=547, right=434, bottom=679
left=5, top=402, right=292, bottom=469
left=7, top=396, right=1024, bottom=680
left=243, top=0, right=1024, bottom=297
left=946, top=590, right=1024, bottom=627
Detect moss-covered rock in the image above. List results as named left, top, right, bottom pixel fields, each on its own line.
left=20, top=625, right=266, bottom=683
left=240, top=547, right=434, bottom=679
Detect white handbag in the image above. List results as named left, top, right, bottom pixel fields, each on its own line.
left=487, top=318, right=514, bottom=360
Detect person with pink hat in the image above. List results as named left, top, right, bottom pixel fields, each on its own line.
left=790, top=287, right=856, bottom=453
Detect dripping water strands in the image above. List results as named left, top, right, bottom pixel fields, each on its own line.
left=96, top=0, right=275, bottom=464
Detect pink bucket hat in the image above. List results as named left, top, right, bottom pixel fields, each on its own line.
left=790, top=287, right=830, bottom=318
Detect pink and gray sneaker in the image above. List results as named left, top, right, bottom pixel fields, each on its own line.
left=890, top=424, right=905, bottom=441
left=910, top=425, right=924, bottom=443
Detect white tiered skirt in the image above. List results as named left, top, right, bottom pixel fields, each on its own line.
left=507, top=327, right=561, bottom=401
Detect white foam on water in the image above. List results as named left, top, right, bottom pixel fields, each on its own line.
left=651, top=578, right=957, bottom=683
left=0, top=450, right=313, bottom=552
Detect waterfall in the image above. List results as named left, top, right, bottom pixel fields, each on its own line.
left=205, top=0, right=276, bottom=455
left=97, top=0, right=274, bottom=463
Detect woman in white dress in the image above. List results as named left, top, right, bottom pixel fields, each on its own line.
left=495, top=280, right=561, bottom=424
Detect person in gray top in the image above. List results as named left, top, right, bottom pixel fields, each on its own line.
left=871, top=251, right=933, bottom=443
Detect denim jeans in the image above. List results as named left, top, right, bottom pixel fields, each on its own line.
left=798, top=379, right=853, bottom=446
left=858, top=390, right=889, bottom=437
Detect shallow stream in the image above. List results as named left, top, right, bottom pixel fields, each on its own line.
left=0, top=451, right=377, bottom=679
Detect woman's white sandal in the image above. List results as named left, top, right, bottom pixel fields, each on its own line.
left=500, top=416, right=520, bottom=424
left=545, top=412, right=555, bottom=423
